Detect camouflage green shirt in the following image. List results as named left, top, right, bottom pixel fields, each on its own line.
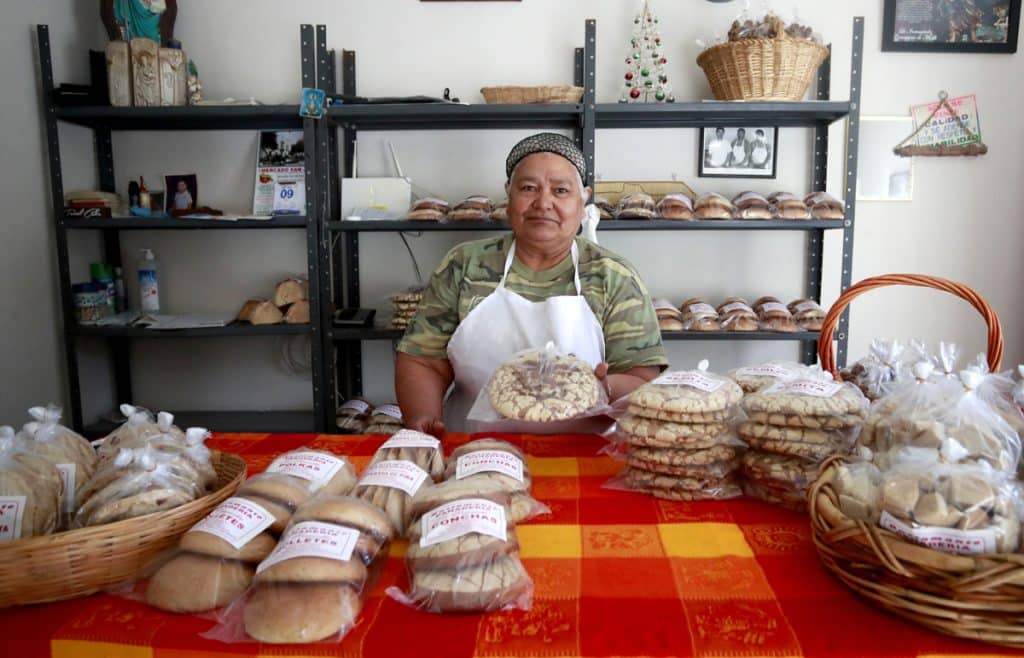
left=397, top=234, right=668, bottom=374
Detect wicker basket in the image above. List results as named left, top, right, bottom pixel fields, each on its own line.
left=696, top=16, right=829, bottom=101
left=0, top=450, right=246, bottom=607
left=809, top=274, right=1024, bottom=647
left=480, top=85, right=584, bottom=104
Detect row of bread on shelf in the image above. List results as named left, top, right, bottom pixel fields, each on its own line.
left=400, top=190, right=844, bottom=223
left=236, top=277, right=310, bottom=325
left=655, top=296, right=824, bottom=332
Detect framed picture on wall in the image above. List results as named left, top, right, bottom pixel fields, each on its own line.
left=882, top=0, right=1021, bottom=53
left=698, top=126, right=778, bottom=178
left=856, top=117, right=914, bottom=202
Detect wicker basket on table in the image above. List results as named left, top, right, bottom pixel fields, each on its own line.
left=480, top=85, right=584, bottom=104
left=0, top=450, right=246, bottom=607
left=696, top=15, right=829, bottom=101
left=808, top=274, right=1024, bottom=647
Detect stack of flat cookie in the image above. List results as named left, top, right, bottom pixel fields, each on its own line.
left=388, top=288, right=423, bottom=330
left=614, top=365, right=745, bottom=500
left=738, top=378, right=869, bottom=511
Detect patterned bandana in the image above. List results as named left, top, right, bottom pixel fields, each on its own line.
left=505, top=133, right=587, bottom=182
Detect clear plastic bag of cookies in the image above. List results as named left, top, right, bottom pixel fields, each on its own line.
left=441, top=439, right=549, bottom=523
left=840, top=338, right=922, bottom=401
left=741, top=449, right=826, bottom=513
left=365, top=402, right=405, bottom=434
left=202, top=494, right=394, bottom=644
left=96, top=404, right=185, bottom=462
left=728, top=360, right=807, bottom=393
left=467, top=342, right=612, bottom=434
left=353, top=429, right=444, bottom=535
left=386, top=491, right=533, bottom=613
left=680, top=298, right=722, bottom=331
left=335, top=398, right=371, bottom=433
left=0, top=425, right=62, bottom=540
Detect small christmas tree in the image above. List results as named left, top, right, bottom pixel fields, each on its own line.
left=619, top=0, right=675, bottom=103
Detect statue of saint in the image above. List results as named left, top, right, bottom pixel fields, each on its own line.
left=101, top=0, right=177, bottom=44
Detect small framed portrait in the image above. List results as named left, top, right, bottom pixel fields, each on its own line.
left=164, top=174, right=198, bottom=213
left=882, top=0, right=1020, bottom=53
left=698, top=126, right=778, bottom=178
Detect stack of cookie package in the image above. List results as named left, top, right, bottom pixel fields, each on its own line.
left=387, top=287, right=423, bottom=330
left=608, top=361, right=745, bottom=501
left=735, top=365, right=869, bottom=512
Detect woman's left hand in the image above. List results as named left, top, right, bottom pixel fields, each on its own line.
left=594, top=363, right=663, bottom=402
left=593, top=362, right=613, bottom=399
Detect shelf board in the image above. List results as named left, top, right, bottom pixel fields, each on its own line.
left=64, top=216, right=308, bottom=230
left=326, top=219, right=844, bottom=232
left=327, top=103, right=583, bottom=130
left=54, top=104, right=303, bottom=131
left=595, top=101, right=852, bottom=128
left=71, top=323, right=311, bottom=338
left=331, top=327, right=819, bottom=342
left=83, top=410, right=314, bottom=436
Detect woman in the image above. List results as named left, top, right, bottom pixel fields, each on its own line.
left=396, top=133, right=668, bottom=436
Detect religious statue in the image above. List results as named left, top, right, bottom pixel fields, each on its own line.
left=100, top=0, right=177, bottom=44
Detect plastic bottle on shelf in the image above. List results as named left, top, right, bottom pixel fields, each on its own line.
left=90, top=262, right=116, bottom=315
left=138, top=249, right=160, bottom=313
left=113, top=266, right=126, bottom=312
left=138, top=177, right=151, bottom=211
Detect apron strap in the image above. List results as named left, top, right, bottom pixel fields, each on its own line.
left=500, top=240, right=583, bottom=295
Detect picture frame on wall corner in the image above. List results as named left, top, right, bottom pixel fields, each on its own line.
left=882, top=0, right=1021, bottom=53
left=698, top=126, right=778, bottom=179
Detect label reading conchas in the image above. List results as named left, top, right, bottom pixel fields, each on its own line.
left=456, top=450, right=524, bottom=482
left=190, top=497, right=274, bottom=550
left=771, top=379, right=843, bottom=398
left=256, top=521, right=359, bottom=573
left=760, top=302, right=790, bottom=314
left=735, top=365, right=795, bottom=379
left=373, top=404, right=403, bottom=420
left=267, top=451, right=347, bottom=492
left=357, top=460, right=428, bottom=496
left=686, top=303, right=717, bottom=316
left=880, top=511, right=996, bottom=555
left=381, top=429, right=441, bottom=450
left=720, top=302, right=753, bottom=315
left=794, top=301, right=822, bottom=314
left=339, top=399, right=370, bottom=414
left=420, top=498, right=507, bottom=547
left=55, top=463, right=76, bottom=513
left=0, top=496, right=26, bottom=541
left=653, top=371, right=724, bottom=393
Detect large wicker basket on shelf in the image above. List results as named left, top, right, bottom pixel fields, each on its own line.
left=809, top=274, right=1024, bottom=647
left=480, top=85, right=584, bottom=104
left=696, top=15, right=829, bottom=101
left=0, top=450, right=246, bottom=607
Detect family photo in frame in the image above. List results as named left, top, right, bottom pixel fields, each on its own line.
left=698, top=126, right=778, bottom=178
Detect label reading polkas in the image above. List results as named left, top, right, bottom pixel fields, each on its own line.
left=357, top=460, right=428, bottom=496
left=771, top=379, right=843, bottom=398
left=653, top=370, right=724, bottom=393
left=381, top=429, right=441, bottom=451
left=256, top=521, right=360, bottom=573
left=55, top=463, right=76, bottom=513
left=190, top=497, right=274, bottom=550
left=420, top=498, right=507, bottom=548
left=267, top=451, right=346, bottom=492
left=880, top=511, right=996, bottom=555
left=373, top=404, right=403, bottom=420
left=0, top=496, right=26, bottom=541
left=456, top=450, right=525, bottom=482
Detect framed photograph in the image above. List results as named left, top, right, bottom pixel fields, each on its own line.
left=164, top=173, right=198, bottom=213
left=698, top=126, right=778, bottom=178
left=882, top=0, right=1020, bottom=53
left=856, top=116, right=914, bottom=202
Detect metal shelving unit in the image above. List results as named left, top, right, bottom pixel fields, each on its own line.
left=314, top=17, right=864, bottom=433
left=36, top=24, right=326, bottom=434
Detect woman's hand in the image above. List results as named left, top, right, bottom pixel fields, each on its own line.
left=594, top=363, right=662, bottom=401
left=406, top=415, right=446, bottom=439
left=593, top=362, right=613, bottom=399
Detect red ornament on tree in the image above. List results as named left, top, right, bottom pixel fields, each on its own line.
left=625, top=72, right=634, bottom=80
left=629, top=88, right=641, bottom=99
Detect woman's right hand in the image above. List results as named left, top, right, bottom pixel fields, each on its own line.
left=406, top=415, right=446, bottom=439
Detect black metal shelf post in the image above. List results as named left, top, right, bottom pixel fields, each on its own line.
left=36, top=24, right=325, bottom=434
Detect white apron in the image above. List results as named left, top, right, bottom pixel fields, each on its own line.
left=707, top=139, right=729, bottom=167
left=751, top=142, right=769, bottom=167
left=731, top=142, right=746, bottom=163
left=444, top=240, right=605, bottom=431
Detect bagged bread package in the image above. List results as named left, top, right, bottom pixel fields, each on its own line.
left=656, top=193, right=693, bottom=220
left=353, top=429, right=444, bottom=535
left=615, top=192, right=656, bottom=219
left=0, top=426, right=62, bottom=540
left=387, top=490, right=533, bottom=614
left=447, top=196, right=493, bottom=222
left=441, top=439, right=549, bottom=523
left=679, top=299, right=722, bottom=331
left=804, top=191, right=844, bottom=219
left=15, top=405, right=97, bottom=524
left=788, top=298, right=825, bottom=331
left=753, top=296, right=799, bottom=332
left=717, top=298, right=759, bottom=332
left=335, top=398, right=371, bottom=433
left=466, top=342, right=612, bottom=435
left=654, top=298, right=683, bottom=331
left=768, top=192, right=811, bottom=219
left=732, top=191, right=772, bottom=220
left=96, top=405, right=184, bottom=461
left=203, top=494, right=394, bottom=644
left=694, top=192, right=735, bottom=220
left=365, top=403, right=405, bottom=435
left=404, top=197, right=449, bottom=221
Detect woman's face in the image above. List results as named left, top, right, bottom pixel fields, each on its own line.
left=506, top=152, right=588, bottom=250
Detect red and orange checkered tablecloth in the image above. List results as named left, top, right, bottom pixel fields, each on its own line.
left=3, top=432, right=1023, bottom=658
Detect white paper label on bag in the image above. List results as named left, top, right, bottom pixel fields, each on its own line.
left=339, top=399, right=371, bottom=414
left=456, top=451, right=525, bottom=482
left=267, top=451, right=346, bottom=492
left=735, top=365, right=795, bottom=379
left=380, top=430, right=440, bottom=451
left=880, top=512, right=997, bottom=555
left=189, top=497, right=274, bottom=550
left=760, top=302, right=790, bottom=314
left=373, top=404, right=403, bottom=420
left=794, top=301, right=821, bottom=314
left=770, top=379, right=843, bottom=398
left=720, top=302, right=753, bottom=315
left=0, top=496, right=26, bottom=541
left=653, top=371, right=724, bottom=393
left=685, top=303, right=717, bottom=316
left=652, top=298, right=677, bottom=312
left=357, top=460, right=428, bottom=496
left=55, top=463, right=76, bottom=513
left=256, top=521, right=360, bottom=573
left=419, top=498, right=507, bottom=548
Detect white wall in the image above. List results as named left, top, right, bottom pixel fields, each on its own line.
left=2, top=0, right=1021, bottom=423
